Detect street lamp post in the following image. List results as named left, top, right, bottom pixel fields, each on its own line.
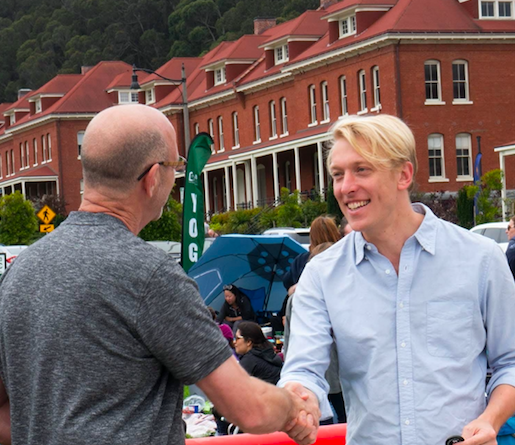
left=130, top=63, right=191, bottom=153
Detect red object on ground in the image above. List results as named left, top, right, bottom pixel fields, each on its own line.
left=186, top=423, right=347, bottom=444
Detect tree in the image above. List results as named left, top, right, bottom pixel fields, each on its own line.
left=0, top=192, right=39, bottom=245
left=466, top=169, right=503, bottom=225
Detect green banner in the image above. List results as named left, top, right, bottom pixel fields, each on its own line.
left=181, top=132, right=213, bottom=272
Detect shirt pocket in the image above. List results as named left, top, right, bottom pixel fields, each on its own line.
left=427, top=300, right=473, bottom=358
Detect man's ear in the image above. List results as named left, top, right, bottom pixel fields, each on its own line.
left=397, top=162, right=414, bottom=191
left=142, top=164, right=160, bottom=197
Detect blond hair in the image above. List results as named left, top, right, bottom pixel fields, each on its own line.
left=327, top=114, right=417, bottom=182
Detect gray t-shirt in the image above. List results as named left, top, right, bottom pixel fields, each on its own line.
left=0, top=212, right=232, bottom=445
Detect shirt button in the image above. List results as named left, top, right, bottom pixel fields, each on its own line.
left=366, top=245, right=372, bottom=251
left=403, top=379, right=409, bottom=386
left=399, top=302, right=404, bottom=308
left=401, top=342, right=406, bottom=348
left=385, top=269, right=391, bottom=274
left=405, top=419, right=410, bottom=425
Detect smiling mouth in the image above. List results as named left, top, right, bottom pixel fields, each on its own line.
left=347, top=200, right=370, bottom=210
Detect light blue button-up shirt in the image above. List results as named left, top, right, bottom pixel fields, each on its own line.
left=279, top=204, right=515, bottom=445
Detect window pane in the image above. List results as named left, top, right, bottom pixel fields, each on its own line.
left=499, top=2, right=512, bottom=16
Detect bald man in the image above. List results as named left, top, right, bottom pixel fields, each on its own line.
left=0, top=105, right=319, bottom=445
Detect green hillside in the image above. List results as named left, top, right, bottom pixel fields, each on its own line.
left=0, top=0, right=319, bottom=103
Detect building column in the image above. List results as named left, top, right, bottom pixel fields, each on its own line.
left=500, top=152, right=507, bottom=221
left=244, top=160, right=252, bottom=209
left=204, top=171, right=211, bottom=221
left=251, top=156, right=259, bottom=208
left=294, top=146, right=301, bottom=197
left=21, top=180, right=26, bottom=198
left=232, top=162, right=238, bottom=210
left=224, top=165, right=231, bottom=211
left=317, top=141, right=325, bottom=201
left=272, top=151, right=279, bottom=205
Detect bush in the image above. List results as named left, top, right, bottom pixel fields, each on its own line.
left=456, top=186, right=474, bottom=228
left=0, top=192, right=39, bottom=245
left=138, top=197, right=182, bottom=241
left=465, top=169, right=503, bottom=224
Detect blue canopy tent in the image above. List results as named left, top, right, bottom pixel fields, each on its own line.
left=187, top=234, right=307, bottom=314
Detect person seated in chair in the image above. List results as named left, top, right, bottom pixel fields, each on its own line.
left=216, top=284, right=256, bottom=333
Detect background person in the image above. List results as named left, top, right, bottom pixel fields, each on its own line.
left=506, top=216, right=515, bottom=279
left=216, top=284, right=256, bottom=333
left=279, top=114, right=515, bottom=445
left=0, top=104, right=319, bottom=445
left=235, top=321, right=283, bottom=385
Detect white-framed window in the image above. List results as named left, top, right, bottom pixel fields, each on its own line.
left=217, top=116, right=224, bottom=152
left=145, top=88, right=155, bottom=104
left=428, top=134, right=446, bottom=180
left=33, top=138, right=38, bottom=166
left=280, top=97, right=288, bottom=135
left=9, top=114, right=15, bottom=126
left=452, top=60, right=471, bottom=103
left=47, top=134, right=52, bottom=161
left=77, top=131, right=85, bottom=158
left=20, top=143, right=24, bottom=169
left=194, top=123, right=200, bottom=135
left=35, top=99, right=42, bottom=114
left=321, top=81, right=330, bottom=122
left=339, top=76, right=348, bottom=116
left=275, top=44, right=289, bottom=64
left=339, top=15, right=357, bottom=38
left=270, top=101, right=277, bottom=138
left=480, top=0, right=513, bottom=18
left=232, top=112, right=239, bottom=148
left=424, top=60, right=444, bottom=103
left=118, top=91, right=139, bottom=104
left=253, top=106, right=261, bottom=143
left=208, top=119, right=215, bottom=153
left=214, top=67, right=226, bottom=86
left=372, top=66, right=381, bottom=110
left=456, top=133, right=473, bottom=179
left=358, top=70, right=367, bottom=113
left=308, top=85, right=317, bottom=125
left=25, top=141, right=29, bottom=168
left=41, top=135, right=46, bottom=163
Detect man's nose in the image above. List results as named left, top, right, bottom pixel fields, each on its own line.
left=337, top=173, right=356, bottom=195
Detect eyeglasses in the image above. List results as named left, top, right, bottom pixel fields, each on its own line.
left=137, top=156, right=187, bottom=181
left=223, top=284, right=234, bottom=291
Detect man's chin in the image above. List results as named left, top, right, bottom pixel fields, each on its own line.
left=152, top=208, right=164, bottom=222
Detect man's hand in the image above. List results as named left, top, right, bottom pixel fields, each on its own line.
left=282, top=382, right=320, bottom=445
left=461, top=418, right=497, bottom=445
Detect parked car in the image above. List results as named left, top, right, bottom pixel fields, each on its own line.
left=147, top=238, right=216, bottom=263
left=262, top=227, right=310, bottom=249
left=0, top=246, right=16, bottom=271
left=470, top=222, right=509, bottom=252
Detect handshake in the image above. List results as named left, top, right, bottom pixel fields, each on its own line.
left=281, top=382, right=322, bottom=445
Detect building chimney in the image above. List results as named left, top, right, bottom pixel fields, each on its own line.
left=320, top=0, right=339, bottom=9
left=18, top=88, right=32, bottom=100
left=81, top=66, right=93, bottom=75
left=254, top=17, right=277, bottom=35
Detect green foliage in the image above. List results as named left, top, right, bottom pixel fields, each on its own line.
left=326, top=184, right=343, bottom=224
left=0, top=191, right=39, bottom=245
left=456, top=186, right=474, bottom=229
left=465, top=169, right=503, bottom=224
left=275, top=188, right=302, bottom=227
left=0, top=0, right=316, bottom=102
left=138, top=197, right=182, bottom=241
left=301, top=198, right=328, bottom=227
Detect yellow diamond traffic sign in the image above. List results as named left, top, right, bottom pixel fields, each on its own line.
left=40, top=224, right=54, bottom=233
left=37, top=205, right=56, bottom=224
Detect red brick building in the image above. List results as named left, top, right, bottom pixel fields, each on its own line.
left=0, top=0, right=513, bottom=217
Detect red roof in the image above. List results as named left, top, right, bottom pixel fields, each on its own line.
left=323, top=0, right=397, bottom=15
left=201, top=36, right=270, bottom=68
left=15, top=166, right=58, bottom=178
left=261, top=10, right=329, bottom=45
left=33, top=74, right=82, bottom=96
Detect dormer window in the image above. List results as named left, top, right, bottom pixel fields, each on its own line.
left=214, top=67, right=226, bottom=86
left=145, top=88, right=155, bottom=104
left=275, top=44, right=289, bottom=64
left=35, top=99, right=42, bottom=114
left=340, top=15, right=356, bottom=38
left=480, top=1, right=513, bottom=18
left=119, top=91, right=139, bottom=104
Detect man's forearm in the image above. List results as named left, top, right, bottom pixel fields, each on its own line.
left=480, top=384, right=515, bottom=432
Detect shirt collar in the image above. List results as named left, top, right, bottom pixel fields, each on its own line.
left=353, top=202, right=438, bottom=265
